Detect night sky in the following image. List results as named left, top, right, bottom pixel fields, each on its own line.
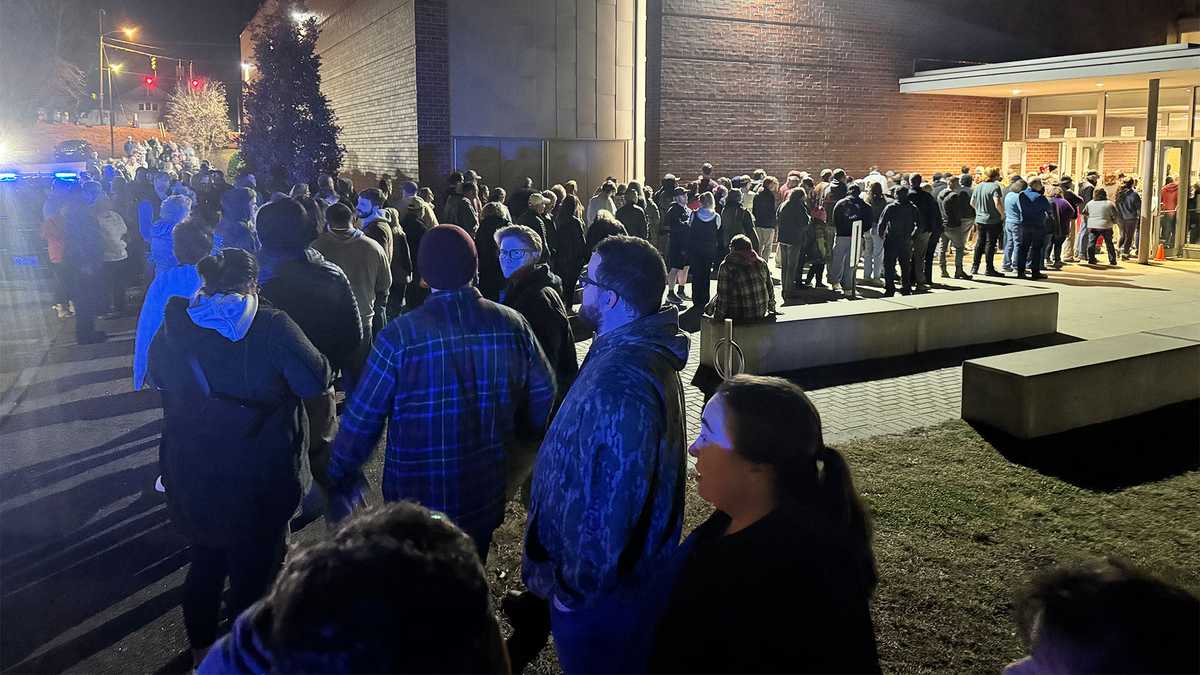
left=88, top=0, right=263, bottom=103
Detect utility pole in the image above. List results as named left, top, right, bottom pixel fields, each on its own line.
left=108, top=67, right=116, bottom=158
left=98, top=9, right=105, bottom=124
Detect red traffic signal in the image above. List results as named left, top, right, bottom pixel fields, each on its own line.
left=190, top=78, right=201, bottom=89
left=144, top=76, right=156, bottom=88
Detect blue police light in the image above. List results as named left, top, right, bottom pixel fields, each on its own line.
left=53, top=171, right=80, bottom=181
left=0, top=171, right=17, bottom=182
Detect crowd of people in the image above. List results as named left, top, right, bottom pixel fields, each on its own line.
left=33, top=156, right=1199, bottom=674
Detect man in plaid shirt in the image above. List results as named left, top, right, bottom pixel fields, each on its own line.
left=327, top=225, right=556, bottom=559
left=706, top=234, right=777, bottom=321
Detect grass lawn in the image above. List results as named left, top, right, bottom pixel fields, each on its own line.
left=480, top=416, right=1199, bottom=674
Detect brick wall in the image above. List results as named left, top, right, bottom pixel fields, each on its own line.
left=644, top=0, right=1177, bottom=183
left=312, top=0, right=419, bottom=186
left=415, top=0, right=451, bottom=185
left=1024, top=142, right=1061, bottom=175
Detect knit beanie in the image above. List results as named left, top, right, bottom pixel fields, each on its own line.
left=257, top=198, right=311, bottom=251
left=418, top=225, right=477, bottom=290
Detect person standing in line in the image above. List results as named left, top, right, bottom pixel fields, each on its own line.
left=1114, top=178, right=1141, bottom=260
left=1057, top=176, right=1085, bottom=263
left=641, top=183, right=662, bottom=249
left=665, top=187, right=692, bottom=305
left=1001, top=176, right=1026, bottom=273
left=752, top=176, right=779, bottom=269
left=585, top=181, right=618, bottom=229
left=62, top=182, right=110, bottom=344
left=507, top=177, right=536, bottom=222
left=1046, top=187, right=1076, bottom=269
left=517, top=192, right=552, bottom=263
left=687, top=192, right=722, bottom=312
left=42, top=180, right=74, bottom=318
left=829, top=183, right=872, bottom=292
left=654, top=174, right=679, bottom=255
left=149, top=248, right=331, bottom=669
left=133, top=221, right=212, bottom=391
left=552, top=194, right=587, bottom=311
left=520, top=235, right=689, bottom=674
left=878, top=186, right=920, bottom=297
left=970, top=167, right=1006, bottom=277
left=862, top=181, right=889, bottom=284
left=907, top=174, right=938, bottom=292
left=1082, top=188, right=1119, bottom=265
left=936, top=176, right=972, bottom=279
left=474, top=200, right=512, bottom=302
left=1015, top=178, right=1051, bottom=280
left=326, top=225, right=556, bottom=560
left=445, top=181, right=481, bottom=236
left=496, top=224, right=578, bottom=402
left=312, top=202, right=391, bottom=341
left=356, top=188, right=395, bottom=263
left=776, top=186, right=809, bottom=299
left=94, top=185, right=130, bottom=316
left=212, top=187, right=260, bottom=255
left=718, top=187, right=758, bottom=253
left=651, top=375, right=880, bottom=674
left=257, top=199, right=364, bottom=523
left=400, top=184, right=438, bottom=313
left=615, top=181, right=649, bottom=239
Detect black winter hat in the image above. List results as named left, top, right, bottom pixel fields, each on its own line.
left=257, top=198, right=312, bottom=251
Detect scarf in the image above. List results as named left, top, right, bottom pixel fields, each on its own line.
left=187, top=292, right=258, bottom=342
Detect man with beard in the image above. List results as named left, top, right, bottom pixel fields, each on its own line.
left=356, top=189, right=395, bottom=263
left=514, top=235, right=688, bottom=673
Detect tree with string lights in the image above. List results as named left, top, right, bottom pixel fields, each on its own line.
left=164, top=81, right=232, bottom=160
left=240, top=3, right=342, bottom=192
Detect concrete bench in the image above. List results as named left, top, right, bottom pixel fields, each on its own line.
left=700, top=285, right=1059, bottom=375
left=962, top=333, right=1200, bottom=438
left=699, top=299, right=917, bottom=374
left=879, top=285, right=1058, bottom=352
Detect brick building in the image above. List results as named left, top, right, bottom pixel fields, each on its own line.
left=241, top=0, right=1186, bottom=188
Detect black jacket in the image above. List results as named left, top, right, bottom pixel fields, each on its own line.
left=665, top=202, right=690, bottom=263
left=832, top=195, right=873, bottom=237
left=507, top=188, right=535, bottom=221
left=652, top=508, right=880, bottom=674
left=615, top=202, right=648, bottom=239
left=878, top=201, right=921, bottom=243
left=776, top=197, right=810, bottom=246
left=909, top=188, right=940, bottom=234
left=444, top=194, right=478, bottom=234
left=585, top=217, right=628, bottom=255
left=552, top=214, right=587, bottom=280
left=149, top=297, right=330, bottom=547
left=259, top=248, right=364, bottom=375
left=719, top=202, right=758, bottom=251
left=517, top=209, right=551, bottom=263
left=502, top=263, right=578, bottom=401
left=752, top=189, right=777, bottom=229
left=475, top=213, right=509, bottom=302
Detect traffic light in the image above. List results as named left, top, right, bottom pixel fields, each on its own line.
left=190, top=78, right=201, bottom=89
left=144, top=76, right=156, bottom=89
left=150, top=56, right=157, bottom=72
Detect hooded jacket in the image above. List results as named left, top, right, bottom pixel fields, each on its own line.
left=831, top=194, right=873, bottom=238
left=213, top=217, right=260, bottom=254
left=1161, top=181, right=1179, bottom=212
left=502, top=263, right=578, bottom=401
left=149, top=295, right=330, bottom=547
left=719, top=193, right=759, bottom=251
left=752, top=188, right=777, bottom=229
left=258, top=248, right=364, bottom=375
left=524, top=306, right=689, bottom=610
left=1115, top=188, right=1141, bottom=223
left=776, top=195, right=811, bottom=247
left=475, top=207, right=510, bottom=302
left=688, top=207, right=722, bottom=260
left=615, top=202, right=648, bottom=239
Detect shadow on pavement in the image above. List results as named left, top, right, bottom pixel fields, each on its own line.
left=41, top=337, right=134, bottom=366
left=0, top=469, right=188, bottom=671
left=972, top=399, right=1200, bottom=492
left=17, top=366, right=135, bottom=404
left=0, top=389, right=161, bottom=436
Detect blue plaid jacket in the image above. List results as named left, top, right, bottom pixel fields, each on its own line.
left=328, top=286, right=556, bottom=535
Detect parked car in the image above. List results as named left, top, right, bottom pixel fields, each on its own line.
left=53, top=140, right=94, bottom=162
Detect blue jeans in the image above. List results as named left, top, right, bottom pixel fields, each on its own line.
left=1002, top=221, right=1021, bottom=270
left=550, top=583, right=672, bottom=674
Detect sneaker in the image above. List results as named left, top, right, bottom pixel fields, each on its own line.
left=830, top=283, right=842, bottom=292
left=154, top=475, right=167, bottom=493
left=676, top=287, right=691, bottom=300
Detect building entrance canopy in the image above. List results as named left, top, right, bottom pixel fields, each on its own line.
left=899, top=44, right=1200, bottom=98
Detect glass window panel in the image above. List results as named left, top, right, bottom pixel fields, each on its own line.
left=1157, top=88, right=1192, bottom=138
left=1007, top=98, right=1025, bottom=141
left=1104, top=90, right=1147, bottom=137
left=1026, top=94, right=1098, bottom=139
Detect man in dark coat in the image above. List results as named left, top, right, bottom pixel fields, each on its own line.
left=445, top=181, right=480, bottom=235
left=614, top=184, right=648, bottom=239
left=257, top=198, right=364, bottom=522
left=507, top=177, right=536, bottom=222
left=907, top=174, right=940, bottom=292
left=497, top=224, right=578, bottom=400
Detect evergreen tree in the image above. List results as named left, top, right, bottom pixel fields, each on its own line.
left=241, top=3, right=343, bottom=192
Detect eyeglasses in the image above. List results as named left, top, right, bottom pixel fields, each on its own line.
left=498, top=248, right=537, bottom=262
left=578, top=273, right=617, bottom=295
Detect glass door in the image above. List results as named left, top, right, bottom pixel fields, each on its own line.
left=1188, top=144, right=1200, bottom=249
left=1075, top=141, right=1102, bottom=182
left=1002, top=142, right=1025, bottom=179
left=1155, top=141, right=1189, bottom=254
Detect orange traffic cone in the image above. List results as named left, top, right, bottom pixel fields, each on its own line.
left=1154, top=242, right=1165, bottom=261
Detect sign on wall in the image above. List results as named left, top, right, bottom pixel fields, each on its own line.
left=1120, top=126, right=1136, bottom=138
left=1038, top=128, right=1051, bottom=139
left=1064, top=128, right=1077, bottom=138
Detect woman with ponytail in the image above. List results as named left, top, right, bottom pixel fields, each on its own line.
left=148, top=248, right=331, bottom=668
left=651, top=374, right=880, bottom=673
